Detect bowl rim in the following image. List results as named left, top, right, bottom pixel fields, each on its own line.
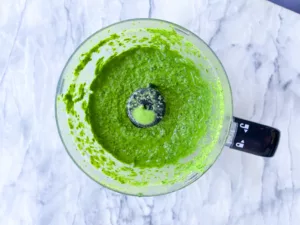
left=55, top=18, right=233, bottom=196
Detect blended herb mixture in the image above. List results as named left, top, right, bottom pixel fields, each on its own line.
left=60, top=25, right=225, bottom=187
left=88, top=47, right=213, bottom=168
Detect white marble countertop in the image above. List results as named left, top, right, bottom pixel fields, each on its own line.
left=1, top=0, right=300, bottom=224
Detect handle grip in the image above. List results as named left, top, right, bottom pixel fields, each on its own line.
left=228, top=117, right=280, bottom=157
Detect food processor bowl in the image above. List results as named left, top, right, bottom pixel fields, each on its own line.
left=56, top=19, right=279, bottom=196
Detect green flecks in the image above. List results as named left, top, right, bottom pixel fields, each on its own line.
left=82, top=100, right=88, bottom=110
left=118, top=42, right=125, bottom=47
left=76, top=122, right=84, bottom=130
left=124, top=38, right=131, bottom=42
left=146, top=28, right=184, bottom=45
left=107, top=160, right=116, bottom=167
left=68, top=118, right=74, bottom=129
left=79, top=130, right=85, bottom=137
left=84, top=107, right=90, bottom=124
left=95, top=57, right=105, bottom=75
left=90, top=155, right=101, bottom=169
left=73, top=33, right=120, bottom=78
left=63, top=82, right=86, bottom=115
left=63, top=84, right=75, bottom=113
left=86, top=147, right=93, bottom=154
left=139, top=37, right=149, bottom=43
left=64, top=94, right=74, bottom=114
left=74, top=83, right=86, bottom=102
left=102, top=169, right=126, bottom=184
left=76, top=137, right=82, bottom=142
left=78, top=143, right=83, bottom=150
left=74, top=55, right=92, bottom=77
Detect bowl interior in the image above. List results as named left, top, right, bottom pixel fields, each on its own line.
left=55, top=19, right=233, bottom=196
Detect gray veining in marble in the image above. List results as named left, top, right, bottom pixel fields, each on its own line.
left=1, top=0, right=300, bottom=224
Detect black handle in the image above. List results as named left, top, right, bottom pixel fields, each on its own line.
left=229, top=117, right=280, bottom=157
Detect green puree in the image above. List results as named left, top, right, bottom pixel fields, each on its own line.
left=88, top=46, right=213, bottom=168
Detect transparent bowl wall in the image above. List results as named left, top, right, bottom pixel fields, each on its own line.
left=55, top=19, right=233, bottom=196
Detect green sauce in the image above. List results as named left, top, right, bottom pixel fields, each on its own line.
left=88, top=47, right=213, bottom=168
left=61, top=27, right=225, bottom=187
